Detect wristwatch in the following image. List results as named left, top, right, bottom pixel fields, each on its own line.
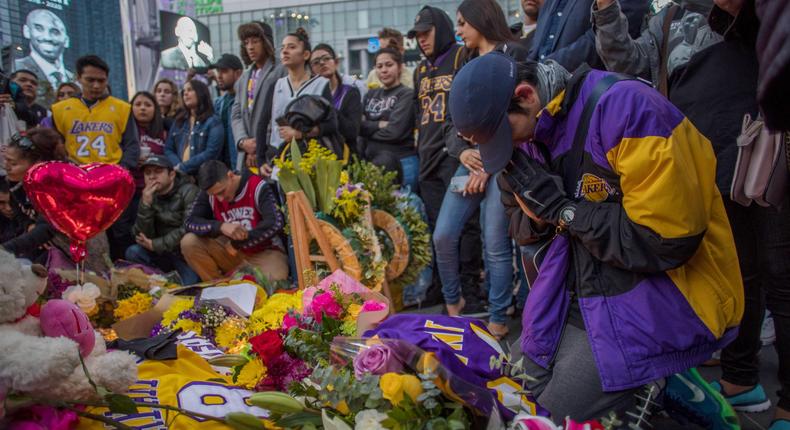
left=558, top=204, right=576, bottom=230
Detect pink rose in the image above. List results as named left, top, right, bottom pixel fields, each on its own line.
left=8, top=405, right=78, bottom=430
left=360, top=300, right=386, bottom=313
left=309, top=292, right=343, bottom=322
left=353, top=344, right=403, bottom=379
left=282, top=313, right=299, bottom=331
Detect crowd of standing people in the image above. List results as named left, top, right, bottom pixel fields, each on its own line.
left=0, top=0, right=788, bottom=427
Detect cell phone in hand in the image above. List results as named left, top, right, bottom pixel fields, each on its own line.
left=449, top=175, right=470, bottom=193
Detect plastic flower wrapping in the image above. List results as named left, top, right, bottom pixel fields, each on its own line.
left=252, top=337, right=507, bottom=430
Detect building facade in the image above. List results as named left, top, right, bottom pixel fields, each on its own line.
left=198, top=0, right=523, bottom=77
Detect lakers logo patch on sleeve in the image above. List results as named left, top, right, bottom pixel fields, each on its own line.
left=579, top=173, right=617, bottom=202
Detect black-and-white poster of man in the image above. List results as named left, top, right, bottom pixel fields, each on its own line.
left=14, top=8, right=75, bottom=91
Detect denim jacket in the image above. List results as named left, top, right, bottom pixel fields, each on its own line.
left=165, top=114, right=224, bottom=175
left=213, top=94, right=237, bottom=169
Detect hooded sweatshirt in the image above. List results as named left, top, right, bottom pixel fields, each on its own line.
left=413, top=6, right=467, bottom=181
left=360, top=84, right=416, bottom=159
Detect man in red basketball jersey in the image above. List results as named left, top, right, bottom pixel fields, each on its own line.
left=182, top=160, right=288, bottom=281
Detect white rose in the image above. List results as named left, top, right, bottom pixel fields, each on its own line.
left=62, top=283, right=102, bottom=314
left=354, top=409, right=388, bottom=430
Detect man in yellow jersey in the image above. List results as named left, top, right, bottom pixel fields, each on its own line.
left=52, top=55, right=140, bottom=259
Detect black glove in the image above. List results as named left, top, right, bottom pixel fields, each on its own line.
left=108, top=329, right=182, bottom=360
left=501, top=149, right=569, bottom=224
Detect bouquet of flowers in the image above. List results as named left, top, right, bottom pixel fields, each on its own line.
left=147, top=280, right=271, bottom=353
left=224, top=271, right=388, bottom=392
left=250, top=337, right=503, bottom=430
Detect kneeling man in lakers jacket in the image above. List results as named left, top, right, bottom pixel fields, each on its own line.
left=448, top=53, right=744, bottom=426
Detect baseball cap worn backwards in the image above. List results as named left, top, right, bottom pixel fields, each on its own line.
left=449, top=51, right=517, bottom=173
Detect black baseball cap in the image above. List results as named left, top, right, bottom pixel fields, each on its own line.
left=407, top=8, right=434, bottom=38
left=141, top=155, right=173, bottom=170
left=210, top=53, right=244, bottom=70
left=449, top=51, right=517, bottom=173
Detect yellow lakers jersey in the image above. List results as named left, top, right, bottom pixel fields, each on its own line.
left=80, top=343, right=271, bottom=430
left=53, top=96, right=131, bottom=165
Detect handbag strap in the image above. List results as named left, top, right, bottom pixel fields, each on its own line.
left=563, top=74, right=635, bottom=194
left=658, top=4, right=680, bottom=97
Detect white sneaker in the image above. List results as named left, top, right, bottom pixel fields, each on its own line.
left=761, top=313, right=776, bottom=346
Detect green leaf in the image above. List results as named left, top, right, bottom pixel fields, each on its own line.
left=315, top=159, right=342, bottom=213
left=277, top=168, right=301, bottom=194
left=105, top=393, right=139, bottom=414
left=296, top=170, right=317, bottom=210
left=447, top=419, right=467, bottom=430
left=290, top=138, right=303, bottom=166
left=388, top=408, right=411, bottom=422
left=226, top=412, right=267, bottom=430
left=207, top=378, right=227, bottom=383
left=275, top=411, right=323, bottom=428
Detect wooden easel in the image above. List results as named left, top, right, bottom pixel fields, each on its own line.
left=286, top=190, right=393, bottom=306
left=286, top=191, right=341, bottom=290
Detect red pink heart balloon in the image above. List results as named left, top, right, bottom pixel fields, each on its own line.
left=23, top=162, right=134, bottom=245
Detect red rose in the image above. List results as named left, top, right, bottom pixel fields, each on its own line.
left=249, top=330, right=284, bottom=366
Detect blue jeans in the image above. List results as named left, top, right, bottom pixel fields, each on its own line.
left=433, top=166, right=513, bottom=323
left=125, top=244, right=200, bottom=285
left=399, top=155, right=419, bottom=193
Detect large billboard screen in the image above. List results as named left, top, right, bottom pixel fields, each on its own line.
left=159, top=10, right=214, bottom=70
left=6, top=0, right=128, bottom=103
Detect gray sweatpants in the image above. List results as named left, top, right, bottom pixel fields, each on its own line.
left=517, top=324, right=639, bottom=423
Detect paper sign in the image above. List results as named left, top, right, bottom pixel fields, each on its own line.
left=199, top=283, right=258, bottom=317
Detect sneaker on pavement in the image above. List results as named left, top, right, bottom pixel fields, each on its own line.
left=762, top=313, right=776, bottom=346
left=710, top=381, right=772, bottom=413
left=769, top=419, right=790, bottom=430
left=664, top=368, right=740, bottom=430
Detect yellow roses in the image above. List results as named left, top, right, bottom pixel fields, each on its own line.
left=379, top=373, right=423, bottom=406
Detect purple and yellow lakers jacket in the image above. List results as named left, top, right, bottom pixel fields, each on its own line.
left=519, top=69, right=744, bottom=391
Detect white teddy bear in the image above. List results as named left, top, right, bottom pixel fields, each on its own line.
left=0, top=249, right=138, bottom=406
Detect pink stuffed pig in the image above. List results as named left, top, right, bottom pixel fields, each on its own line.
left=39, top=299, right=96, bottom=357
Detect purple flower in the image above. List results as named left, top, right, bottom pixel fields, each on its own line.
left=179, top=309, right=201, bottom=321
left=150, top=323, right=164, bottom=337
left=353, top=344, right=403, bottom=379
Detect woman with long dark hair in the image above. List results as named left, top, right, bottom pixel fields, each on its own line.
left=456, top=0, right=528, bottom=61
left=164, top=79, right=224, bottom=176
left=131, top=91, right=167, bottom=187
left=360, top=45, right=418, bottom=191
left=256, top=28, right=337, bottom=165
left=310, top=43, right=361, bottom=155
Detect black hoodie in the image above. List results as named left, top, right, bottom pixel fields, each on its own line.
left=412, top=6, right=467, bottom=181
left=668, top=1, right=760, bottom=193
